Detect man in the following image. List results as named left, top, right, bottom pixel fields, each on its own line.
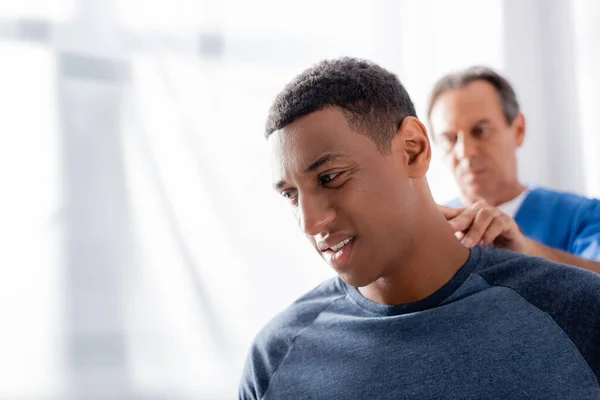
left=428, top=66, right=600, bottom=274
left=239, top=58, right=600, bottom=399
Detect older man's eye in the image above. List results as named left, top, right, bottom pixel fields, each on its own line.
left=442, top=134, right=457, bottom=145
left=437, top=134, right=457, bottom=151
left=319, top=172, right=341, bottom=185
left=281, top=190, right=297, bottom=203
left=473, top=125, right=489, bottom=138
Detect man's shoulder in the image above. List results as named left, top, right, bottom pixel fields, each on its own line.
left=528, top=187, right=600, bottom=210
left=473, top=247, right=600, bottom=381
left=240, top=277, right=346, bottom=399
left=444, top=187, right=599, bottom=210
left=474, top=247, right=600, bottom=302
left=256, top=277, right=346, bottom=343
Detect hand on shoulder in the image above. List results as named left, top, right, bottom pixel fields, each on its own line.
left=438, top=200, right=531, bottom=253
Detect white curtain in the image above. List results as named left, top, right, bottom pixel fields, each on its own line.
left=1, top=0, right=598, bottom=398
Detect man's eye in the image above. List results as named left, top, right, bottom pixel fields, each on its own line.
left=439, top=134, right=457, bottom=150
left=319, top=172, right=341, bottom=185
left=473, top=126, right=488, bottom=137
left=281, top=191, right=297, bottom=202
left=444, top=135, right=457, bottom=144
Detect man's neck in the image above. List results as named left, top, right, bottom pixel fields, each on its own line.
left=464, top=182, right=526, bottom=207
left=358, top=209, right=470, bottom=306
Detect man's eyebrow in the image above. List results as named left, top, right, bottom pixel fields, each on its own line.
left=303, top=153, right=349, bottom=173
left=274, top=180, right=286, bottom=190
left=474, top=118, right=491, bottom=125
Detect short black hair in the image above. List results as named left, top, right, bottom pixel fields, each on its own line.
left=265, top=57, right=417, bottom=152
left=427, top=66, right=520, bottom=126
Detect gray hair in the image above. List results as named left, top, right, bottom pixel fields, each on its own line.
left=427, top=66, right=520, bottom=125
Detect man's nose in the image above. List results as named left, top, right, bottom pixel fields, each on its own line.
left=454, top=132, right=477, bottom=160
left=297, top=193, right=336, bottom=237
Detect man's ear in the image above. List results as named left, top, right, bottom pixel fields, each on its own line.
left=391, top=117, right=431, bottom=178
left=512, top=113, right=526, bottom=147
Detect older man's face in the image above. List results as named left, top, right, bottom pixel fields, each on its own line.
left=430, top=80, right=525, bottom=204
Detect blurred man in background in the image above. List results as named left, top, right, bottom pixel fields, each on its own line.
left=239, top=58, right=600, bottom=399
left=428, top=66, right=600, bottom=273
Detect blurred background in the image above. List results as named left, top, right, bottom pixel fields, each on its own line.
left=1, top=0, right=599, bottom=398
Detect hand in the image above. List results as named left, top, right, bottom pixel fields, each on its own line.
left=438, top=200, right=531, bottom=253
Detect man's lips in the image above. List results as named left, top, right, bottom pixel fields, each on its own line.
left=321, top=237, right=355, bottom=269
left=460, top=168, right=487, bottom=180
left=317, top=236, right=355, bottom=252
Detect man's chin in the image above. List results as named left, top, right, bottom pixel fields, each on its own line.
left=336, top=269, right=378, bottom=288
left=461, top=184, right=489, bottom=203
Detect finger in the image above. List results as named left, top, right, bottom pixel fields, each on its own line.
left=498, top=214, right=521, bottom=241
left=455, top=231, right=465, bottom=241
left=480, top=218, right=506, bottom=246
left=438, top=205, right=464, bottom=220
left=447, top=206, right=479, bottom=232
left=491, top=215, right=523, bottom=248
left=461, top=207, right=496, bottom=247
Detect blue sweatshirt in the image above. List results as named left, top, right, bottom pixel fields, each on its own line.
left=239, top=247, right=600, bottom=399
